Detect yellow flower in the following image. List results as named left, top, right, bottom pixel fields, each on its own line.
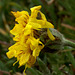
left=6, top=5, right=55, bottom=73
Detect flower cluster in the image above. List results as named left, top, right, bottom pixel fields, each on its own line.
left=6, top=5, right=55, bottom=72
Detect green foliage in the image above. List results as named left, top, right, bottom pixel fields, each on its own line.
left=0, top=0, right=75, bottom=75
left=37, top=57, right=51, bottom=75
left=0, top=60, right=8, bottom=71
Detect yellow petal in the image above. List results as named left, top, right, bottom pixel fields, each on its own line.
left=30, top=38, right=39, bottom=50
left=10, top=24, right=24, bottom=35
left=47, top=29, right=55, bottom=40
left=8, top=42, right=27, bottom=51
left=23, top=65, right=28, bottom=75
left=13, top=34, right=20, bottom=41
left=39, top=11, right=47, bottom=20
left=24, top=25, right=32, bottom=36
left=30, top=5, right=41, bottom=18
left=6, top=50, right=16, bottom=59
left=15, top=15, right=28, bottom=25
left=30, top=5, right=41, bottom=12
left=45, top=21, right=54, bottom=28
left=19, top=52, right=30, bottom=66
left=13, top=32, right=24, bottom=42
left=38, top=41, right=44, bottom=49
left=28, top=22, right=41, bottom=30
left=32, top=41, right=44, bottom=57
left=30, top=37, right=39, bottom=46
left=32, top=48, right=41, bottom=57
left=27, top=55, right=36, bottom=68
left=13, top=60, right=18, bottom=66
left=11, top=11, right=29, bottom=18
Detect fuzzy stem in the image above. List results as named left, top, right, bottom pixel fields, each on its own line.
left=63, top=39, right=75, bottom=48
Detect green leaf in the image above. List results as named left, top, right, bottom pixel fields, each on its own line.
left=0, top=60, right=8, bottom=71
left=37, top=57, right=51, bottom=75
left=27, top=68, right=38, bottom=75
left=64, top=46, right=75, bottom=68
left=36, top=70, right=43, bottom=75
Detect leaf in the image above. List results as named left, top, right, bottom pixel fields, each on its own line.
left=36, top=70, right=43, bottom=75
left=27, top=68, right=38, bottom=75
left=37, top=57, right=51, bottom=75
left=0, top=60, right=8, bottom=71
left=64, top=46, right=75, bottom=68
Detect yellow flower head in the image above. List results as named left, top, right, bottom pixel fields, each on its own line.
left=6, top=5, right=55, bottom=73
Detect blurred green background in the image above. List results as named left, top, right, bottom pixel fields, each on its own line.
left=0, top=0, right=75, bottom=75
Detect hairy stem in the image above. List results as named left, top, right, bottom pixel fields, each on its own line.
left=63, top=39, right=75, bottom=48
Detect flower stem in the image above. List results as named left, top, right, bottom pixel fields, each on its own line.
left=63, top=39, right=75, bottom=48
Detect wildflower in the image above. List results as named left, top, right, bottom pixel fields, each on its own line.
left=6, top=5, right=55, bottom=73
